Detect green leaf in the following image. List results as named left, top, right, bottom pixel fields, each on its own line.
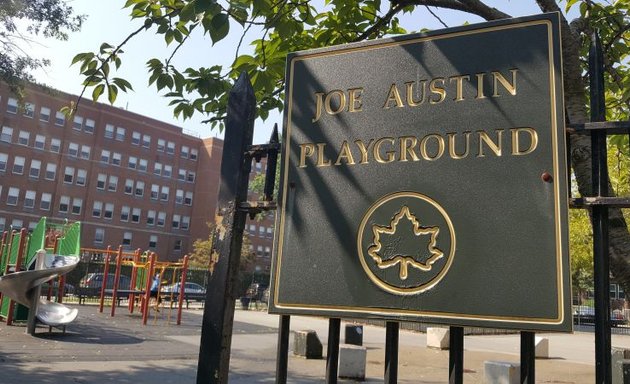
left=107, top=84, right=118, bottom=104
left=92, top=84, right=105, bottom=101
left=209, top=13, right=229, bottom=44
left=112, top=77, right=134, bottom=92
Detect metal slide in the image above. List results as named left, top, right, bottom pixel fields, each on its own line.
left=0, top=250, right=79, bottom=334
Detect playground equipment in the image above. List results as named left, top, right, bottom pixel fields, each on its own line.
left=0, top=218, right=81, bottom=333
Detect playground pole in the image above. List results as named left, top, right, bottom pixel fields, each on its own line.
left=110, top=246, right=123, bottom=317
left=98, top=247, right=112, bottom=313
left=142, top=253, right=156, bottom=325
left=129, top=248, right=141, bottom=313
left=7, top=229, right=27, bottom=326
left=177, top=255, right=189, bottom=325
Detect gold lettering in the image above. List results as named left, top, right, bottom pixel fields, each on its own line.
left=299, top=143, right=316, bottom=168
left=511, top=127, right=538, bottom=155
left=316, top=143, right=332, bottom=167
left=492, top=69, right=518, bottom=97
left=335, top=141, right=356, bottom=165
left=405, top=81, right=427, bottom=107
left=348, top=88, right=363, bottom=113
left=374, top=137, right=396, bottom=163
left=355, top=139, right=374, bottom=164
left=399, top=136, right=419, bottom=162
left=476, top=73, right=486, bottom=99
left=429, top=78, right=446, bottom=104
left=383, top=84, right=404, bottom=109
left=312, top=92, right=325, bottom=123
left=447, top=132, right=471, bottom=159
left=324, top=90, right=347, bottom=115
left=420, top=134, right=445, bottom=161
left=449, top=75, right=470, bottom=102
left=477, top=130, right=503, bottom=157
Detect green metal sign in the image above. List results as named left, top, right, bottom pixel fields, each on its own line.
left=269, top=13, right=571, bottom=331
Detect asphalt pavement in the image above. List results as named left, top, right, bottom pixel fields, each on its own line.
left=0, top=302, right=626, bottom=383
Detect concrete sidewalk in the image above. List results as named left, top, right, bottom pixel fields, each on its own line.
left=0, top=304, right=619, bottom=383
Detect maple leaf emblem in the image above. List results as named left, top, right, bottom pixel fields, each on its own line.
left=367, top=206, right=443, bottom=280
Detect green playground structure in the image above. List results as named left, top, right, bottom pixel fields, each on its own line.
left=0, top=217, right=81, bottom=325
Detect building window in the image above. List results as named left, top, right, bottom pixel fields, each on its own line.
left=12, top=156, right=25, bottom=175
left=29, top=159, right=41, bottom=179
left=181, top=145, right=189, bottom=158
left=72, top=198, right=83, bottom=215
left=76, top=169, right=87, bottom=186
left=173, top=240, right=182, bottom=252
left=112, top=152, right=121, bottom=166
left=58, top=195, right=70, bottom=213
left=40, top=107, right=51, bottom=122
left=6, top=98, right=17, bottom=114
left=104, top=203, right=114, bottom=219
left=23, top=103, right=34, bottom=118
left=131, top=208, right=141, bottom=223
left=50, top=138, right=61, bottom=153
left=1, top=126, right=13, bottom=143
left=128, top=156, right=137, bottom=169
left=100, top=150, right=110, bottom=163
left=72, top=115, right=83, bottom=131
left=172, top=214, right=181, bottom=229
left=105, top=124, right=114, bottom=139
left=264, top=246, right=271, bottom=257
left=131, top=131, right=141, bottom=145
left=149, top=235, right=157, bottom=249
left=157, top=211, right=166, bottom=227
left=45, top=163, right=57, bottom=180
left=175, top=189, right=184, bottom=205
left=267, top=227, right=273, bottom=238
left=108, top=175, right=118, bottom=192
left=190, top=148, right=198, bottom=161
left=96, top=173, right=107, bottom=190
left=259, top=226, right=265, bottom=237
left=184, top=191, right=193, bottom=206
left=135, top=181, right=145, bottom=197
left=249, top=224, right=256, bottom=234
left=18, top=130, right=30, bottom=146
left=153, top=162, right=162, bottom=176
left=122, top=231, right=132, bottom=246
left=6, top=187, right=19, bottom=206
left=0, top=153, right=7, bottom=172
left=11, top=219, right=23, bottom=229
left=115, top=127, right=125, bottom=141
left=142, top=134, right=151, bottom=148
left=178, top=169, right=186, bottom=181
left=84, top=119, right=95, bottom=134
left=63, top=166, right=75, bottom=183
left=80, top=145, right=91, bottom=160
left=256, top=245, right=263, bottom=256
left=55, top=111, right=65, bottom=126
left=124, top=179, right=133, bottom=194
left=181, top=216, right=190, bottom=230
left=24, top=190, right=36, bottom=209
left=187, top=171, right=196, bottom=183
left=94, top=228, right=105, bottom=244
left=120, top=206, right=130, bottom=222
left=68, top=142, right=79, bottom=157
left=92, top=201, right=103, bottom=217
left=34, top=134, right=45, bottom=149
left=138, top=158, right=148, bottom=172
left=163, top=165, right=172, bottom=178
left=160, top=186, right=169, bottom=201
left=157, top=139, right=165, bottom=152
left=150, top=184, right=159, bottom=200
left=0, top=217, right=4, bottom=232
left=147, top=210, right=156, bottom=226
left=166, top=141, right=175, bottom=155
left=40, top=193, right=52, bottom=211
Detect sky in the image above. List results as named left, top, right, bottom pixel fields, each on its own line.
left=28, top=1, right=573, bottom=144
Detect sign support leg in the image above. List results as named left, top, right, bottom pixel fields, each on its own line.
left=326, top=318, right=340, bottom=383
left=449, top=326, right=463, bottom=384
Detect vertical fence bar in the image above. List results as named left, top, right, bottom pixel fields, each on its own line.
left=326, top=318, right=341, bottom=384
left=520, top=331, right=535, bottom=384
left=589, top=31, right=611, bottom=384
left=384, top=321, right=399, bottom=384
left=276, top=315, right=291, bottom=384
left=449, top=326, right=464, bottom=384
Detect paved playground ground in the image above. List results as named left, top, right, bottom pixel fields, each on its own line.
left=0, top=303, right=625, bottom=383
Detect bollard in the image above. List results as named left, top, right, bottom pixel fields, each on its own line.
left=345, top=324, right=363, bottom=346
left=293, top=330, right=323, bottom=359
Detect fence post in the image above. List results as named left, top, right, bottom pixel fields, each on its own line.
left=589, top=31, right=612, bottom=384
left=196, top=72, right=256, bottom=384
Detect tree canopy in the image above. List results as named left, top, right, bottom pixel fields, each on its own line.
left=0, top=0, right=84, bottom=97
